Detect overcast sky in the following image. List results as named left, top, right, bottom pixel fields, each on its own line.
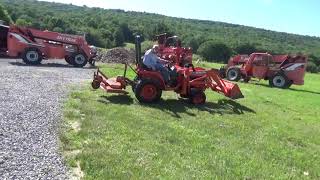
left=40, top=0, right=320, bottom=37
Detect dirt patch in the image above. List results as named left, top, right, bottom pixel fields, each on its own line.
left=69, top=161, right=84, bottom=180
left=96, top=47, right=135, bottom=64
left=71, top=121, right=81, bottom=133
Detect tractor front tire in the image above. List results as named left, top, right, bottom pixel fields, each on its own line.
left=65, top=56, right=75, bottom=65
left=22, top=48, right=42, bottom=65
left=71, top=53, right=88, bottom=67
left=189, top=89, right=206, bottom=105
left=131, top=76, right=139, bottom=93
left=135, top=79, right=162, bottom=103
left=226, top=67, right=241, bottom=81
left=269, top=73, right=290, bottom=88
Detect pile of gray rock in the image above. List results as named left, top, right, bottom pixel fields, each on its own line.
left=95, top=47, right=135, bottom=64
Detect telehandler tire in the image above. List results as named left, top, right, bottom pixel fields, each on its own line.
left=226, top=67, right=241, bottom=81
left=22, top=48, right=42, bottom=65
left=71, top=53, right=88, bottom=67
left=269, top=73, right=290, bottom=88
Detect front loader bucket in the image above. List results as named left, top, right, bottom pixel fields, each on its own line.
left=206, top=70, right=244, bottom=99
left=221, top=79, right=244, bottom=99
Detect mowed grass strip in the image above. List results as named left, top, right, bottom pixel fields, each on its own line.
left=61, top=63, right=320, bottom=179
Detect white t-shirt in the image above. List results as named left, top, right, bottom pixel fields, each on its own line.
left=143, top=49, right=160, bottom=70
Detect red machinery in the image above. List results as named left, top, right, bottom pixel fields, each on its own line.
left=221, top=53, right=307, bottom=88
left=0, top=24, right=96, bottom=67
left=156, top=33, right=193, bottom=66
left=92, top=35, right=243, bottom=104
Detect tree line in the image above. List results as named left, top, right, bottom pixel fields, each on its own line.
left=0, top=0, right=319, bottom=72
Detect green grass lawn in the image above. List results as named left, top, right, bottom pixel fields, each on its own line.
left=61, top=62, right=320, bottom=179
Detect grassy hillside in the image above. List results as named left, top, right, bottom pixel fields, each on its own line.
left=1, top=0, right=320, bottom=57
left=62, top=63, right=320, bottom=179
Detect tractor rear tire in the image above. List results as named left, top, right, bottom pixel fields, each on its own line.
left=226, top=67, right=241, bottom=81
left=189, top=89, right=206, bottom=105
left=269, top=73, right=290, bottom=88
left=22, top=48, right=42, bottom=65
left=71, top=53, right=88, bottom=67
left=135, top=79, right=162, bottom=103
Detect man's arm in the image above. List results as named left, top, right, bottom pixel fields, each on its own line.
left=155, top=56, right=171, bottom=64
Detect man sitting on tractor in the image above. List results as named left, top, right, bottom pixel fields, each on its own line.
left=143, top=45, right=170, bottom=83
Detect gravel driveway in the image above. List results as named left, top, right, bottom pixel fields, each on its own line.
left=0, top=59, right=95, bottom=179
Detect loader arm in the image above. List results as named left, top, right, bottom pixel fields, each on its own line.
left=206, top=70, right=244, bottom=99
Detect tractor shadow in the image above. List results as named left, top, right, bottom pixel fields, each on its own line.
left=98, top=94, right=255, bottom=118
left=253, top=83, right=320, bottom=95
left=9, top=61, right=96, bottom=69
left=98, top=95, right=134, bottom=105
left=144, top=98, right=255, bottom=118
left=287, top=88, right=320, bottom=95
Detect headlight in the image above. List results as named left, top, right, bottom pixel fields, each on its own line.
left=90, top=45, right=97, bottom=55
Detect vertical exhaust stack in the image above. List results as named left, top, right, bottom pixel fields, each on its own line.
left=135, top=35, right=142, bottom=65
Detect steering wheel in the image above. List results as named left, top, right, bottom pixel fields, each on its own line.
left=184, top=63, right=196, bottom=72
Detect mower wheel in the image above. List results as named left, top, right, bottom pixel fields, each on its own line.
left=189, top=89, right=206, bottom=105
left=269, top=73, right=290, bottom=88
left=71, top=53, right=88, bottom=67
left=226, top=67, right=241, bottom=81
left=91, top=80, right=100, bottom=89
left=135, top=79, right=162, bottom=103
left=22, top=48, right=42, bottom=65
left=65, top=56, right=74, bottom=65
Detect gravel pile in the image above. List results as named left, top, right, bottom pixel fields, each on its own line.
left=0, top=59, right=95, bottom=179
left=96, top=47, right=135, bottom=63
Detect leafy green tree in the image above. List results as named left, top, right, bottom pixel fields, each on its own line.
left=306, top=61, right=319, bottom=73
left=183, top=36, right=206, bottom=53
left=113, top=28, right=125, bottom=47
left=198, top=41, right=232, bottom=63
left=0, top=3, right=12, bottom=24
left=87, top=18, right=98, bottom=29
left=85, top=28, right=106, bottom=48
left=235, top=43, right=257, bottom=54
left=52, top=27, right=63, bottom=33
left=309, top=54, right=320, bottom=66
left=15, top=18, right=31, bottom=26
left=119, top=23, right=133, bottom=42
left=150, top=21, right=172, bottom=38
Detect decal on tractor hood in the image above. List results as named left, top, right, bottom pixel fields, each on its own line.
left=56, top=35, right=77, bottom=43
left=284, top=63, right=305, bottom=71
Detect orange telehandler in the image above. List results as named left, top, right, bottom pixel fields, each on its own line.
left=0, top=24, right=96, bottom=67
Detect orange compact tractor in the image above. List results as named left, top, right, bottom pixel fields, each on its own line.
left=92, top=35, right=243, bottom=104
left=220, top=53, right=307, bottom=88
left=0, top=24, right=96, bottom=67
